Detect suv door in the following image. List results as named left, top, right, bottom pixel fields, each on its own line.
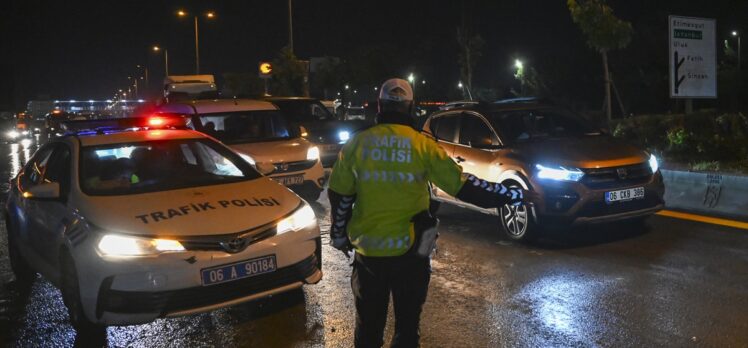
left=427, top=113, right=461, bottom=201
left=453, top=112, right=501, bottom=181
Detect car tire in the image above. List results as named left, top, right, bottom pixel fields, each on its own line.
left=5, top=218, right=36, bottom=285
left=60, top=251, right=105, bottom=334
left=498, top=183, right=538, bottom=242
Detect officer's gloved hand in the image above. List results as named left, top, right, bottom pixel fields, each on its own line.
left=330, top=233, right=353, bottom=257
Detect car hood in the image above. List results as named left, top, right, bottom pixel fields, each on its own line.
left=79, top=178, right=302, bottom=237
left=229, top=138, right=309, bottom=163
left=512, top=136, right=648, bottom=168
left=300, top=120, right=372, bottom=144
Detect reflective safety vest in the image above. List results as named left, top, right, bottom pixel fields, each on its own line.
left=328, top=123, right=466, bottom=257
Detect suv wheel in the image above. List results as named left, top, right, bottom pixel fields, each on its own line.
left=60, top=251, right=105, bottom=334
left=6, top=219, right=36, bottom=285
left=499, top=185, right=537, bottom=242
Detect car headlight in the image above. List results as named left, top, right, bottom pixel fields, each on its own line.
left=277, top=204, right=316, bottom=234
left=7, top=130, right=19, bottom=139
left=648, top=154, right=659, bottom=173
left=535, top=164, right=585, bottom=182
left=98, top=234, right=185, bottom=256
left=307, top=146, right=320, bottom=161
left=240, top=153, right=256, bottom=166
left=338, top=130, right=350, bottom=143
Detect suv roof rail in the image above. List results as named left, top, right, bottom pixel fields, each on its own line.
left=438, top=100, right=481, bottom=111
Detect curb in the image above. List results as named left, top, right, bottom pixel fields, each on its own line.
left=662, top=169, right=748, bottom=221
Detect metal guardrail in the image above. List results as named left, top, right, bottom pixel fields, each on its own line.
left=662, top=169, right=748, bottom=221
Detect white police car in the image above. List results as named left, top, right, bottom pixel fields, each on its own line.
left=4, top=118, right=322, bottom=331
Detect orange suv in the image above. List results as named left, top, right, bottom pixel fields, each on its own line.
left=423, top=100, right=665, bottom=241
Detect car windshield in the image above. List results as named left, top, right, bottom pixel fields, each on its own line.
left=197, top=110, right=296, bottom=144
left=80, top=139, right=261, bottom=195
left=486, top=109, right=598, bottom=144
left=270, top=100, right=333, bottom=122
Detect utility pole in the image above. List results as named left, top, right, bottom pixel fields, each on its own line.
left=288, top=0, right=294, bottom=53
left=194, top=16, right=200, bottom=74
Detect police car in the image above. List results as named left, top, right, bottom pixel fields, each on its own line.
left=4, top=117, right=322, bottom=331
left=157, top=99, right=326, bottom=201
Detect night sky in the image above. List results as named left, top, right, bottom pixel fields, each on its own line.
left=2, top=0, right=746, bottom=110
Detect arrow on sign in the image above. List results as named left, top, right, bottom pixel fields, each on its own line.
left=674, top=51, right=686, bottom=94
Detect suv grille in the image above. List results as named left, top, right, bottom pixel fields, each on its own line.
left=582, top=162, right=653, bottom=190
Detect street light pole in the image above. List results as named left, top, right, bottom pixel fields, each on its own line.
left=288, top=0, right=294, bottom=53
left=194, top=15, right=200, bottom=74
left=153, top=46, right=169, bottom=76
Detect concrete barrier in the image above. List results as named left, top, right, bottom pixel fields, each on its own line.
left=662, top=169, right=748, bottom=221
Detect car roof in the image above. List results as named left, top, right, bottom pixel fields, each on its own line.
left=160, top=99, right=278, bottom=114
left=75, top=129, right=207, bottom=147
left=432, top=100, right=556, bottom=117
left=264, top=97, right=317, bottom=101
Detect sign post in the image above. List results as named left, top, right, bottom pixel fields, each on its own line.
left=259, top=62, right=273, bottom=96
left=669, top=16, right=717, bottom=113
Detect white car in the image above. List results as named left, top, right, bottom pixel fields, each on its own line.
left=158, top=99, right=326, bottom=201
left=4, top=119, right=322, bottom=331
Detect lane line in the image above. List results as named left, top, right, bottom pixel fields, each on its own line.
left=656, top=210, right=748, bottom=230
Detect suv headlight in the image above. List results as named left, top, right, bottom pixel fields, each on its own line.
left=307, top=146, right=320, bottom=161
left=338, top=130, right=350, bottom=143
left=277, top=204, right=316, bottom=234
left=648, top=154, right=659, bottom=173
left=98, top=234, right=185, bottom=256
left=536, top=164, right=585, bottom=182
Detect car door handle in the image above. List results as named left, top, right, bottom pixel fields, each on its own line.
left=455, top=156, right=465, bottom=163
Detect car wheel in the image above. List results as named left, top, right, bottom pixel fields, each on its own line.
left=499, top=185, right=538, bottom=242
left=5, top=219, right=36, bottom=285
left=60, top=251, right=105, bottom=334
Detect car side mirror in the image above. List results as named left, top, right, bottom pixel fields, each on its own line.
left=299, top=126, right=309, bottom=137
left=24, top=182, right=60, bottom=200
left=255, top=162, right=276, bottom=176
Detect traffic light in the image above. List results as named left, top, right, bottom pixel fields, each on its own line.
left=259, top=62, right=273, bottom=78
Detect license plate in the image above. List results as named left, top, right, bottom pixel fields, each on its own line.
left=321, top=144, right=341, bottom=152
left=201, top=255, right=277, bottom=286
left=605, top=187, right=645, bottom=203
left=273, top=175, right=304, bottom=186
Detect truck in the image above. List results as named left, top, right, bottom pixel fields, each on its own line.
left=163, top=75, right=218, bottom=102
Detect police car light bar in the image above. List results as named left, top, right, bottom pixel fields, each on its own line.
left=61, top=114, right=187, bottom=135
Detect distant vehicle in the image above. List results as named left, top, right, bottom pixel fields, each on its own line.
left=320, top=99, right=341, bottom=117
left=343, top=105, right=366, bottom=121
left=4, top=117, right=322, bottom=331
left=163, top=75, right=218, bottom=102
left=44, top=110, right=90, bottom=137
left=158, top=99, right=326, bottom=201
left=264, top=97, right=372, bottom=167
left=423, top=101, right=665, bottom=241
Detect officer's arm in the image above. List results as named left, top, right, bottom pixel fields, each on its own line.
left=424, top=139, right=522, bottom=208
left=327, top=144, right=357, bottom=251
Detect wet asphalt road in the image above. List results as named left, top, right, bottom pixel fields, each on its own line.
left=0, top=139, right=747, bottom=347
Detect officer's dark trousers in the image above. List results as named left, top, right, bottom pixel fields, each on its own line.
left=352, top=252, right=431, bottom=348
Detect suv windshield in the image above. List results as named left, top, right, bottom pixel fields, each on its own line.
left=487, top=109, right=598, bottom=144
left=270, top=100, right=333, bottom=122
left=80, top=139, right=260, bottom=195
left=198, top=110, right=296, bottom=144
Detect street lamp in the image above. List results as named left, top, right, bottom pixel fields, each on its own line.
left=514, top=59, right=525, bottom=96
left=407, top=73, right=415, bottom=84
left=733, top=30, right=742, bottom=71
left=153, top=45, right=169, bottom=76
left=177, top=9, right=216, bottom=74
left=457, top=81, right=473, bottom=100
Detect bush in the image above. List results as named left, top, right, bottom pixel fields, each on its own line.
left=611, top=112, right=748, bottom=173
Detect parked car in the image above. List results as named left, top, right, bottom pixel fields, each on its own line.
left=264, top=97, right=372, bottom=167
left=5, top=117, right=322, bottom=331
left=423, top=101, right=665, bottom=241
left=158, top=99, right=326, bottom=201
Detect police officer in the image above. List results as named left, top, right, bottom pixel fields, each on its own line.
left=328, top=78, right=532, bottom=348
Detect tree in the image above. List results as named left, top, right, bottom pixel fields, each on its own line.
left=271, top=46, right=307, bottom=96
left=456, top=1, right=483, bottom=100
left=568, top=0, right=633, bottom=124
left=222, top=72, right=264, bottom=98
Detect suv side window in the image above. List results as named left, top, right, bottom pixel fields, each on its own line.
left=19, top=145, right=55, bottom=192
left=459, top=114, right=496, bottom=147
left=432, top=115, right=459, bottom=143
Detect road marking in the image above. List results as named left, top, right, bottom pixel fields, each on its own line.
left=656, top=210, right=748, bottom=230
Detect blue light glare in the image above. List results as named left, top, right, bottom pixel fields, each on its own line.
left=536, top=164, right=585, bottom=182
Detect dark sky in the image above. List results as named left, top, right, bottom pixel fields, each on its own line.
left=2, top=0, right=746, bottom=110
